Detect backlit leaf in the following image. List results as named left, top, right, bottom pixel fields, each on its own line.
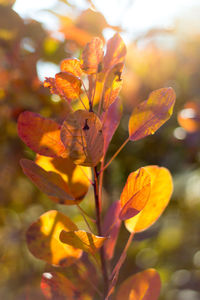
left=60, top=230, right=107, bottom=255
left=20, top=159, right=74, bottom=202
left=81, top=37, right=104, bottom=74
left=120, top=168, right=151, bottom=220
left=102, top=201, right=121, bottom=260
left=102, top=63, right=123, bottom=111
left=101, top=97, right=122, bottom=154
left=60, top=58, right=83, bottom=77
left=129, top=87, right=176, bottom=141
left=35, top=155, right=91, bottom=205
left=116, top=268, right=161, bottom=300
left=60, top=110, right=104, bottom=166
left=26, top=210, right=82, bottom=267
left=55, top=72, right=82, bottom=102
left=18, top=111, right=66, bottom=157
left=44, top=77, right=58, bottom=95
left=125, top=166, right=173, bottom=233
left=103, top=33, right=126, bottom=72
left=41, top=272, right=79, bottom=300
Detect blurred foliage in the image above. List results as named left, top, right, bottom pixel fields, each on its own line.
left=1, top=0, right=200, bottom=299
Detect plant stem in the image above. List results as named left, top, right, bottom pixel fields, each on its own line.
left=93, top=166, right=109, bottom=297
left=100, top=137, right=130, bottom=173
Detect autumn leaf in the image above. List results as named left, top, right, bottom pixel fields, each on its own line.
left=60, top=58, right=83, bottom=77
left=18, top=111, right=66, bottom=157
left=60, top=230, right=107, bottom=255
left=125, top=166, right=173, bottom=233
left=60, top=110, right=104, bottom=166
left=116, top=268, right=161, bottom=300
left=55, top=72, right=82, bottom=102
left=102, top=63, right=123, bottom=111
left=41, top=272, right=79, bottom=300
left=35, top=155, right=91, bottom=205
left=103, top=33, right=126, bottom=72
left=120, top=168, right=151, bottom=220
left=101, top=97, right=122, bottom=154
left=129, top=87, right=176, bottom=141
left=26, top=210, right=82, bottom=267
left=81, top=37, right=104, bottom=74
left=20, top=159, right=75, bottom=202
left=102, top=201, right=121, bottom=260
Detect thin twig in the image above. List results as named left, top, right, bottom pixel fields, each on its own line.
left=111, top=231, right=135, bottom=279
left=78, top=94, right=87, bottom=110
left=93, top=166, right=109, bottom=297
left=100, top=137, right=130, bottom=173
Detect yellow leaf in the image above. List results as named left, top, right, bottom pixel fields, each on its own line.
left=60, top=230, right=107, bottom=255
left=129, top=87, right=176, bottom=141
left=125, top=166, right=173, bottom=233
left=36, top=155, right=91, bottom=205
left=26, top=210, right=82, bottom=267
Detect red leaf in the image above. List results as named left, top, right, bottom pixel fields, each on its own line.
left=102, top=201, right=121, bottom=260
left=18, top=111, right=66, bottom=157
left=20, top=159, right=74, bottom=202
left=101, top=97, right=122, bottom=154
left=41, top=272, right=79, bottom=300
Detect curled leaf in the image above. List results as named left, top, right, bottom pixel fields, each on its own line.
left=41, top=272, right=79, bottom=300
left=26, top=210, right=82, bottom=267
left=20, top=159, right=74, bottom=202
left=60, top=58, right=83, bottom=77
left=102, top=63, right=123, bottom=111
left=36, top=155, right=91, bottom=205
left=125, top=166, right=173, bottom=233
left=120, top=168, right=151, bottom=220
left=18, top=111, right=66, bottom=157
left=60, top=230, right=107, bottom=255
left=60, top=110, right=104, bottom=166
left=103, top=33, right=126, bottom=72
left=81, top=37, right=104, bottom=74
left=129, top=87, right=176, bottom=141
left=116, top=268, right=161, bottom=300
left=55, top=72, right=82, bottom=102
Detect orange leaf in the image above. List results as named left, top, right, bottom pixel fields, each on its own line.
left=125, top=166, right=173, bottom=233
left=103, top=33, right=126, bottom=72
left=26, top=210, right=82, bottom=267
left=60, top=58, right=83, bottom=77
left=60, top=110, right=104, bottom=166
left=129, top=87, right=176, bottom=141
left=55, top=72, right=82, bottom=102
left=44, top=77, right=58, bottom=95
left=81, top=37, right=104, bottom=74
left=60, top=230, right=107, bottom=255
left=120, top=168, right=151, bottom=220
left=18, top=111, right=66, bottom=157
left=20, top=159, right=74, bottom=202
left=102, top=63, right=123, bottom=111
left=116, top=268, right=161, bottom=300
left=101, top=97, right=122, bottom=154
left=178, top=101, right=200, bottom=133
left=35, top=155, right=91, bottom=205
left=41, top=272, right=79, bottom=300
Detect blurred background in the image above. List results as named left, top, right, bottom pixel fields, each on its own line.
left=1, top=0, right=200, bottom=299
